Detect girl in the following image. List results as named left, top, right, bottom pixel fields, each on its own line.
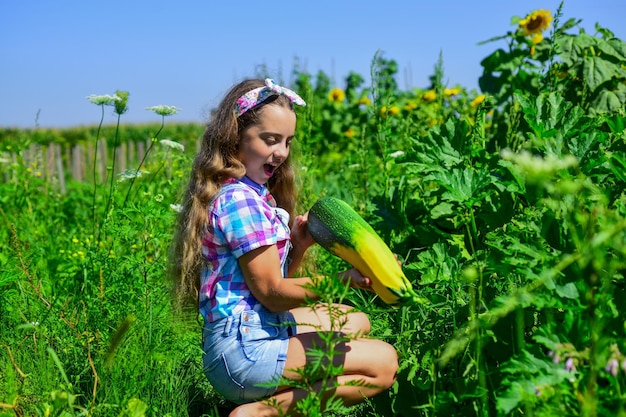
left=170, top=78, right=398, bottom=417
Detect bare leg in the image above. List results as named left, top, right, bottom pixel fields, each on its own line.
left=290, top=303, right=371, bottom=335
left=229, top=304, right=398, bottom=417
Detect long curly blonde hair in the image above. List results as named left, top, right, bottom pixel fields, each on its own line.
left=169, top=79, right=298, bottom=310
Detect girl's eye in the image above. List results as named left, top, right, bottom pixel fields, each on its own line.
left=263, top=136, right=278, bottom=144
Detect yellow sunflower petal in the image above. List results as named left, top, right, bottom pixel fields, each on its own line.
left=423, top=90, right=437, bottom=102
left=519, top=9, right=553, bottom=36
left=328, top=88, right=346, bottom=103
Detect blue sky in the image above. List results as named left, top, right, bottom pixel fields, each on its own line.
left=1, top=0, right=625, bottom=128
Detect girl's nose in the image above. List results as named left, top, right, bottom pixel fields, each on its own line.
left=274, top=142, right=289, bottom=160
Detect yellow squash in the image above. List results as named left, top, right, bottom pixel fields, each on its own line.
left=307, top=196, right=424, bottom=306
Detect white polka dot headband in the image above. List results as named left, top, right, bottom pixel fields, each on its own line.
left=235, top=78, right=306, bottom=117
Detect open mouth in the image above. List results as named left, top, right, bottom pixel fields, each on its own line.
left=264, top=163, right=278, bottom=177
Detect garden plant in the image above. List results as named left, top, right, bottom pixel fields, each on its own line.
left=2, top=4, right=626, bottom=416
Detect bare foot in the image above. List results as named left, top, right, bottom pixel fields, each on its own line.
left=228, top=401, right=280, bottom=417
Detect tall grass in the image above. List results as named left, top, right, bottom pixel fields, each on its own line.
left=2, top=7, right=626, bottom=417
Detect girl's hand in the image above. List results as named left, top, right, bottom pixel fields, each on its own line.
left=338, top=255, right=401, bottom=291
left=339, top=268, right=372, bottom=290
left=290, top=212, right=316, bottom=251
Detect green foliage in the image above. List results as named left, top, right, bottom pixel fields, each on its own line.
left=2, top=7, right=626, bottom=417
left=0, top=123, right=204, bottom=150
left=0, top=113, right=220, bottom=416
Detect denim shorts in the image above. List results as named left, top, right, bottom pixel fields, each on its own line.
left=202, top=307, right=297, bottom=404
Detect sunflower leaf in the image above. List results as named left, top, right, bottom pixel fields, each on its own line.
left=582, top=55, right=617, bottom=92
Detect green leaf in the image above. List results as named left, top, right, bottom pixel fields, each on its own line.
left=478, top=70, right=509, bottom=97
left=555, top=282, right=580, bottom=299
left=557, top=35, right=576, bottom=66
left=514, top=91, right=535, bottom=117
left=126, top=398, right=147, bottom=417
left=582, top=55, right=616, bottom=92
left=430, top=202, right=454, bottom=219
left=591, top=83, right=626, bottom=114
left=596, top=37, right=626, bottom=61
left=496, top=382, right=524, bottom=414
left=410, top=120, right=464, bottom=170
left=605, top=114, right=626, bottom=134
left=426, top=168, right=494, bottom=206
left=608, top=153, right=626, bottom=183
left=561, top=106, right=585, bottom=137
left=556, top=17, right=582, bottom=36
left=477, top=33, right=513, bottom=46
left=480, top=48, right=508, bottom=72
left=413, top=242, right=460, bottom=284
left=568, top=131, right=603, bottom=166
left=557, top=32, right=595, bottom=66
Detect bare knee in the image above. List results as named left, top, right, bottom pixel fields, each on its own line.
left=348, top=311, right=371, bottom=335
left=376, top=341, right=399, bottom=389
left=331, top=305, right=371, bottom=335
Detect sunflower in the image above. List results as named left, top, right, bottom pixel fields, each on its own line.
left=328, top=88, right=346, bottom=103
left=356, top=96, right=371, bottom=106
left=471, top=94, right=486, bottom=109
left=423, top=89, right=437, bottom=102
left=518, top=9, right=553, bottom=36
left=444, top=87, right=461, bottom=97
left=403, top=101, right=418, bottom=111
left=380, top=105, right=400, bottom=117
left=531, top=32, right=544, bottom=45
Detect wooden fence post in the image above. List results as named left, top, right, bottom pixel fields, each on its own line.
left=146, top=137, right=152, bottom=162
left=26, top=144, right=42, bottom=174
left=1, top=136, right=171, bottom=192
left=117, top=142, right=127, bottom=175
left=72, top=145, right=83, bottom=183
left=56, top=144, right=66, bottom=194
left=128, top=141, right=135, bottom=171
left=98, top=138, right=108, bottom=183
left=137, top=140, right=145, bottom=165
left=45, top=144, right=55, bottom=182
left=86, top=141, right=94, bottom=185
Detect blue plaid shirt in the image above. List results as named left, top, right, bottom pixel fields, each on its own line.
left=199, top=177, right=291, bottom=323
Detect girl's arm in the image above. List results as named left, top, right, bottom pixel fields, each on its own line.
left=286, top=213, right=315, bottom=277
left=239, top=244, right=371, bottom=312
left=239, top=211, right=374, bottom=312
left=239, top=244, right=318, bottom=312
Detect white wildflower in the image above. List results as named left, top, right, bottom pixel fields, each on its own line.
left=86, top=94, right=121, bottom=106
left=606, top=358, right=619, bottom=377
left=348, top=163, right=360, bottom=169
left=117, top=169, right=150, bottom=181
left=170, top=204, right=183, bottom=212
left=500, top=149, right=578, bottom=183
left=146, top=105, right=181, bottom=116
left=160, top=139, right=185, bottom=152
left=389, top=150, right=405, bottom=158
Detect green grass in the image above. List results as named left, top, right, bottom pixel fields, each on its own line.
left=2, top=7, right=626, bottom=417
